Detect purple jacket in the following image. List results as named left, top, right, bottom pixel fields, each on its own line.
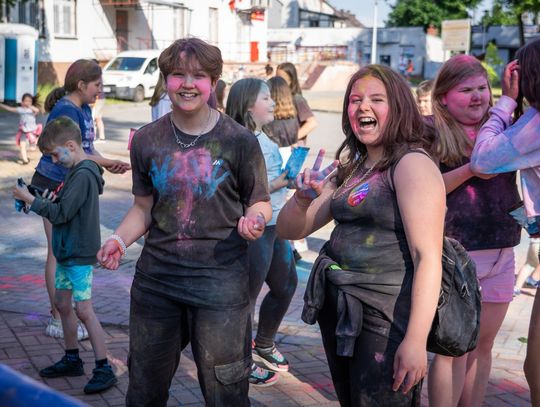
left=471, top=96, right=540, bottom=218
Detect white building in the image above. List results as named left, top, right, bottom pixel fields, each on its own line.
left=268, top=26, right=447, bottom=79
left=4, top=0, right=269, bottom=84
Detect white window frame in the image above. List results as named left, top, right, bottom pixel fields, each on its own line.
left=53, top=0, right=77, bottom=39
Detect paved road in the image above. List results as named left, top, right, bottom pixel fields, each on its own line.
left=0, top=99, right=534, bottom=406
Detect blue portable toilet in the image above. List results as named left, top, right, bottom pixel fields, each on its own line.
left=0, top=23, right=38, bottom=103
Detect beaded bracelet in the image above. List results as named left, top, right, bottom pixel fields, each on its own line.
left=109, top=234, right=127, bottom=256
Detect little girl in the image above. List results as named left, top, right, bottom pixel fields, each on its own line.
left=471, top=38, right=540, bottom=406
left=0, top=93, right=42, bottom=165
left=226, top=78, right=298, bottom=387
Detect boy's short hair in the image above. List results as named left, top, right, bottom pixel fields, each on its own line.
left=38, top=116, right=82, bottom=153
left=416, top=80, right=434, bottom=98
left=158, top=37, right=222, bottom=82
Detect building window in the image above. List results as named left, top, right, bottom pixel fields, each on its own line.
left=53, top=0, right=76, bottom=38
left=209, top=7, right=218, bottom=45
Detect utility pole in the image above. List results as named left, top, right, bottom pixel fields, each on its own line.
left=371, top=0, right=378, bottom=64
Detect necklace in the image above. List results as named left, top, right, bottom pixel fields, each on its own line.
left=170, top=108, right=213, bottom=149
left=332, top=157, right=378, bottom=200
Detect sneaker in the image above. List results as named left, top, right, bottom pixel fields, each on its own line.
left=84, top=365, right=118, bottom=394
left=45, top=317, right=64, bottom=339
left=248, top=363, right=279, bottom=387
left=526, top=276, right=539, bottom=288
left=252, top=344, right=289, bottom=372
left=44, top=317, right=90, bottom=341
left=77, top=321, right=89, bottom=341
left=39, top=356, right=84, bottom=378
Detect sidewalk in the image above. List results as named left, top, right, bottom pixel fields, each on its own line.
left=0, top=101, right=535, bottom=406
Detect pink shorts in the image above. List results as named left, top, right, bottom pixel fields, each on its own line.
left=469, top=248, right=516, bottom=303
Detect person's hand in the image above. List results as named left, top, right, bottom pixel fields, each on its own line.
left=293, top=149, right=339, bottom=201
left=97, top=240, right=123, bottom=270
left=105, top=160, right=131, bottom=174
left=271, top=170, right=289, bottom=191
left=392, top=338, right=427, bottom=394
left=502, top=60, right=519, bottom=100
left=237, top=212, right=266, bottom=241
left=12, top=184, right=34, bottom=204
left=40, top=188, right=58, bottom=202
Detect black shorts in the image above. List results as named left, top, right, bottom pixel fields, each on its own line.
left=31, top=171, right=62, bottom=192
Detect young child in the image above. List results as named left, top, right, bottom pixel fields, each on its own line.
left=97, top=38, right=271, bottom=406
left=470, top=38, right=540, bottom=405
left=0, top=93, right=42, bottom=164
left=226, top=78, right=298, bottom=386
left=36, top=59, right=129, bottom=340
left=12, top=117, right=117, bottom=394
left=415, top=79, right=433, bottom=116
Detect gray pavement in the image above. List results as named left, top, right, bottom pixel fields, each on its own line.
left=0, top=97, right=535, bottom=406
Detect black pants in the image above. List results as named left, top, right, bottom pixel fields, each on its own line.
left=317, top=284, right=421, bottom=407
left=126, top=283, right=251, bottom=407
left=248, top=225, right=297, bottom=348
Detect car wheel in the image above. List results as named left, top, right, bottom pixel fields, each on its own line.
left=133, top=85, right=144, bottom=103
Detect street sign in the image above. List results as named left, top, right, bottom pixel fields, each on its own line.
left=442, top=19, right=471, bottom=52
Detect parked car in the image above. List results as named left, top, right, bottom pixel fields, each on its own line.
left=102, top=50, right=161, bottom=102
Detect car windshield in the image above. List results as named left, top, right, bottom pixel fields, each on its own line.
left=106, top=57, right=146, bottom=71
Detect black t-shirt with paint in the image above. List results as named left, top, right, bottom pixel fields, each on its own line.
left=130, top=112, right=270, bottom=309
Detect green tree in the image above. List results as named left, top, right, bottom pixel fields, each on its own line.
left=387, top=0, right=483, bottom=29
left=480, top=0, right=516, bottom=26
left=502, top=0, right=540, bottom=45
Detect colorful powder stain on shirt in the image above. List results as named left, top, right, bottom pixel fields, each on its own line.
left=348, top=183, right=370, bottom=207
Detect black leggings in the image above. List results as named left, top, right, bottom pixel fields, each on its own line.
left=248, top=225, right=297, bottom=348
left=317, top=284, right=421, bottom=407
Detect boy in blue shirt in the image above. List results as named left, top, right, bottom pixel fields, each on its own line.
left=13, top=116, right=116, bottom=394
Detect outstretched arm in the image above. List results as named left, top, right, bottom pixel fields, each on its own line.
left=392, top=153, right=445, bottom=394
left=0, top=103, right=19, bottom=113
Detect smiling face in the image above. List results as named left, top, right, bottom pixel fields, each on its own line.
left=347, top=76, right=389, bottom=148
left=167, top=52, right=214, bottom=113
left=249, top=84, right=275, bottom=130
left=442, top=74, right=490, bottom=128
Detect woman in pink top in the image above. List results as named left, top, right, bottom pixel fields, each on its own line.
left=471, top=38, right=540, bottom=406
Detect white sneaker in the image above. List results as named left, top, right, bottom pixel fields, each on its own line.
left=45, top=317, right=64, bottom=338
left=44, top=317, right=89, bottom=340
left=77, top=321, right=89, bottom=341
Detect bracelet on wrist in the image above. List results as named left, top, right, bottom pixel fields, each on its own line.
left=109, top=234, right=127, bottom=256
left=293, top=193, right=311, bottom=208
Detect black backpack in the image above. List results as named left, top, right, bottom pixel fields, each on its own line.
left=427, top=237, right=482, bottom=356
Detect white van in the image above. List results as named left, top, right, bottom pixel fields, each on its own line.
left=102, top=50, right=161, bottom=102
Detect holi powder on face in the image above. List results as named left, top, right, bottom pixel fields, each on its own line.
left=348, top=183, right=370, bottom=206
